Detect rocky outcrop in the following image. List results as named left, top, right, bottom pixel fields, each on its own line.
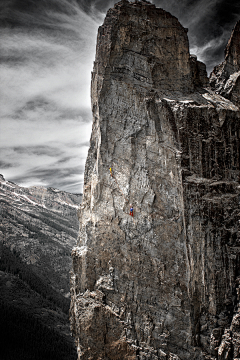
left=210, top=21, right=240, bottom=107
left=190, top=54, right=209, bottom=88
left=70, top=1, right=240, bottom=359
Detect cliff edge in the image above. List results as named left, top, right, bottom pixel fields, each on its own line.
left=70, top=1, right=240, bottom=359
left=210, top=21, right=240, bottom=108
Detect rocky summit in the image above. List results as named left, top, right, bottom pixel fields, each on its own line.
left=70, top=1, right=240, bottom=359
left=210, top=20, right=240, bottom=108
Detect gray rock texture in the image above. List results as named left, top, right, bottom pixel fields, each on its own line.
left=70, top=1, right=240, bottom=359
left=0, top=174, right=81, bottom=295
left=209, top=21, right=240, bottom=108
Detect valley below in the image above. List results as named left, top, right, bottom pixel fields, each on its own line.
left=0, top=174, right=81, bottom=360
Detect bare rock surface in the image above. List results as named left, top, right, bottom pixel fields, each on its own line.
left=210, top=21, right=240, bottom=107
left=70, top=1, right=240, bottom=359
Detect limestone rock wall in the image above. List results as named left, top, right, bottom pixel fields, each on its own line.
left=210, top=21, right=240, bottom=108
left=70, top=1, right=240, bottom=359
left=190, top=55, right=209, bottom=88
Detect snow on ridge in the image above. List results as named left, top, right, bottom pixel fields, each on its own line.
left=3, top=190, right=46, bottom=209
left=1, top=180, right=79, bottom=210
left=56, top=198, right=79, bottom=209
left=21, top=194, right=39, bottom=206
left=0, top=180, right=15, bottom=189
left=11, top=192, right=38, bottom=206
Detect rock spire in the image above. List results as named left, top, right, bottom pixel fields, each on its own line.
left=210, top=20, right=240, bottom=107
left=70, top=1, right=240, bottom=359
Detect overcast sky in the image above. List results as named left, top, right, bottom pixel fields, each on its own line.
left=1, top=0, right=240, bottom=193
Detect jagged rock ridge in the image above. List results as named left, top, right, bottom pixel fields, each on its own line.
left=70, top=1, right=240, bottom=359
left=0, top=174, right=81, bottom=296
left=210, top=21, right=240, bottom=107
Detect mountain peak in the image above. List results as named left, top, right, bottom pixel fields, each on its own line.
left=70, top=2, right=240, bottom=359
left=209, top=19, right=240, bottom=107
left=225, top=19, right=240, bottom=69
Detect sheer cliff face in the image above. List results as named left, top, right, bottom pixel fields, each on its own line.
left=210, top=21, right=240, bottom=107
left=70, top=1, right=240, bottom=359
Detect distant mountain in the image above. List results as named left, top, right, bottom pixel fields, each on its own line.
left=0, top=174, right=81, bottom=360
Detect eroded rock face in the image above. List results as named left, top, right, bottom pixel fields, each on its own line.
left=70, top=1, right=240, bottom=359
left=210, top=21, right=240, bottom=107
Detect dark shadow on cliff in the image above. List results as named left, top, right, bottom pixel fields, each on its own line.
left=0, top=244, right=77, bottom=360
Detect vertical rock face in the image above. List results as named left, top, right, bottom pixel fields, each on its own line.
left=70, top=1, right=240, bottom=359
left=210, top=21, right=240, bottom=107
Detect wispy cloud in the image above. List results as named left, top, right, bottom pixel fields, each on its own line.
left=0, top=116, right=91, bottom=192
left=0, top=0, right=99, bottom=192
left=0, top=25, right=97, bottom=118
left=190, top=32, right=231, bottom=71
